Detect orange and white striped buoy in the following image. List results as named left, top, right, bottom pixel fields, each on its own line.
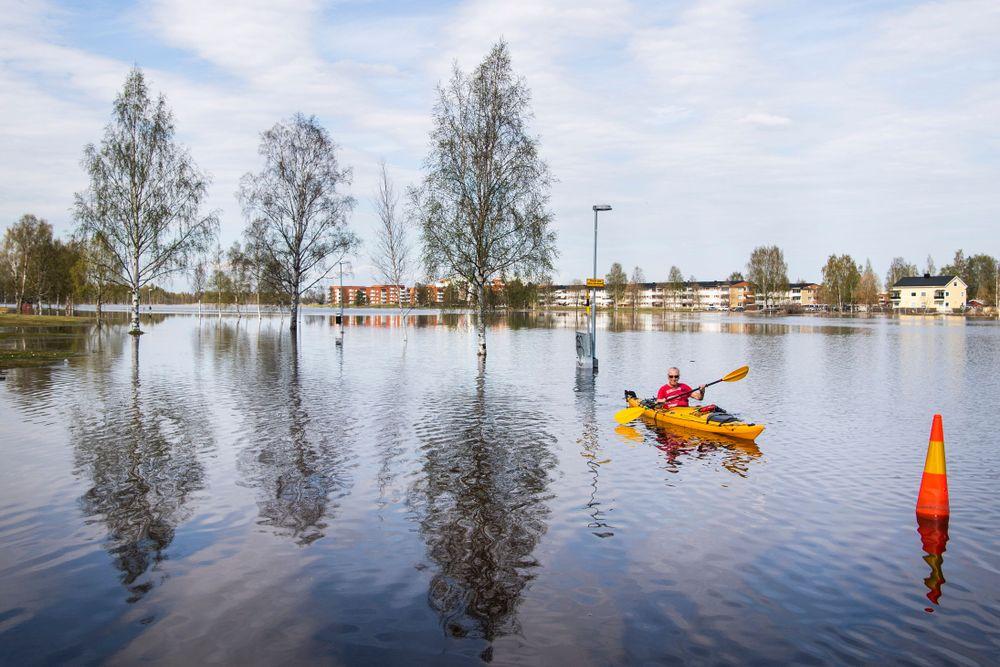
left=916, top=414, right=949, bottom=518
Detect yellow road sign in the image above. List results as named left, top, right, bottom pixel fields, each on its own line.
left=586, top=278, right=605, bottom=288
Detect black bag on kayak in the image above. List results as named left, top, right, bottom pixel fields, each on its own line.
left=704, top=407, right=738, bottom=424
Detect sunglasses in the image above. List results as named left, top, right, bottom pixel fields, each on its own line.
left=668, top=374, right=680, bottom=379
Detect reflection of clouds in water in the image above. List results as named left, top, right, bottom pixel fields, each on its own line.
left=409, top=372, right=555, bottom=645
left=228, top=330, right=353, bottom=546
left=71, top=336, right=211, bottom=603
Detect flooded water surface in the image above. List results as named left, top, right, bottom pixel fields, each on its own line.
left=1, top=311, right=999, bottom=664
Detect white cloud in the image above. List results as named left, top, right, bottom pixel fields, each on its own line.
left=1, top=0, right=998, bottom=285
left=739, top=113, right=791, bottom=127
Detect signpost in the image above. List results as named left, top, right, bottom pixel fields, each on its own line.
left=586, top=278, right=605, bottom=288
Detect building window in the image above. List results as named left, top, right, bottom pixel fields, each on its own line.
left=911, top=292, right=916, bottom=297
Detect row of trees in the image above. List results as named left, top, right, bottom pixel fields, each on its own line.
left=594, top=245, right=998, bottom=312
left=4, top=40, right=555, bottom=357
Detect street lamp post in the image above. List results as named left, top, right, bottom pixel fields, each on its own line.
left=591, top=204, right=612, bottom=371
left=335, top=261, right=346, bottom=346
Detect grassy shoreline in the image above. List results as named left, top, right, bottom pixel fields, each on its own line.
left=0, top=313, right=93, bottom=326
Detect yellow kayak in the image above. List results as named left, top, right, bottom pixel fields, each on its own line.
left=625, top=396, right=765, bottom=441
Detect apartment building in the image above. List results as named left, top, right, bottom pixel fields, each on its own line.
left=890, top=275, right=967, bottom=312
left=367, top=284, right=406, bottom=306
left=329, top=285, right=368, bottom=305
left=781, top=282, right=821, bottom=307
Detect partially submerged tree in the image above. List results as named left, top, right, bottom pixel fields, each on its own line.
left=227, top=241, right=252, bottom=317
left=191, top=260, right=206, bottom=316
left=411, top=41, right=556, bottom=357
left=240, top=113, right=358, bottom=330
left=746, top=245, right=789, bottom=311
left=370, top=159, right=414, bottom=339
left=74, top=67, right=218, bottom=334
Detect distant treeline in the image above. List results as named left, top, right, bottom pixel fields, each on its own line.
left=601, top=246, right=998, bottom=310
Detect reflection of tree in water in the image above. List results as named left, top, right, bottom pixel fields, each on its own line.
left=71, top=336, right=209, bottom=603
left=647, top=425, right=761, bottom=477
left=410, top=369, right=555, bottom=649
left=234, top=332, right=351, bottom=546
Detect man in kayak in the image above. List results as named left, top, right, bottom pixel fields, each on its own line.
left=656, top=367, right=705, bottom=408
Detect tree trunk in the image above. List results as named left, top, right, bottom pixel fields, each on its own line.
left=290, top=293, right=300, bottom=331
left=256, top=291, right=261, bottom=319
left=290, top=268, right=301, bottom=331
left=477, top=284, right=487, bottom=356
left=129, top=287, right=142, bottom=334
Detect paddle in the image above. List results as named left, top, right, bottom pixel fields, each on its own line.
left=614, top=365, right=750, bottom=425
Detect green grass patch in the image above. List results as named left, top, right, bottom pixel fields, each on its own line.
left=0, top=314, right=93, bottom=327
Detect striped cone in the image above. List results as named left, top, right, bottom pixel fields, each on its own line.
left=916, top=414, right=949, bottom=518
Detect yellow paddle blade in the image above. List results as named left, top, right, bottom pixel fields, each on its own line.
left=722, top=365, right=749, bottom=383
left=614, top=406, right=646, bottom=425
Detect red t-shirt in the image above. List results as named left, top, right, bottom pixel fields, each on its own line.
left=657, top=382, right=693, bottom=407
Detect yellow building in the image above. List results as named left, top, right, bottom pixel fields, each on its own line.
left=890, top=275, right=967, bottom=313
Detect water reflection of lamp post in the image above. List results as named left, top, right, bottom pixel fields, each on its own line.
left=590, top=205, right=612, bottom=371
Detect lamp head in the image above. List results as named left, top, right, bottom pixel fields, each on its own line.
left=592, top=205, right=612, bottom=212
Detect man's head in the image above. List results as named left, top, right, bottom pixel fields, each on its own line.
left=667, top=367, right=681, bottom=387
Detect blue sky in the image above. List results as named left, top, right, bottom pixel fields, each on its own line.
left=1, top=0, right=998, bottom=285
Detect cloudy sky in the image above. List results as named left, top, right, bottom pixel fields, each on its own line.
left=1, top=0, right=998, bottom=285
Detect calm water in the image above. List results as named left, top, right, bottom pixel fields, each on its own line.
left=1, top=311, right=999, bottom=664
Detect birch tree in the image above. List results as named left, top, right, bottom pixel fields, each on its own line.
left=821, top=254, right=861, bottom=311
left=661, top=265, right=684, bottom=311
left=746, top=245, right=789, bottom=311
left=627, top=266, right=645, bottom=312
left=74, top=67, right=218, bottom=334
left=885, top=257, right=917, bottom=291
left=2, top=214, right=53, bottom=311
left=240, top=114, right=358, bottom=330
left=191, top=260, right=206, bottom=316
left=370, top=159, right=414, bottom=339
left=410, top=41, right=556, bottom=357
left=606, top=262, right=628, bottom=310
